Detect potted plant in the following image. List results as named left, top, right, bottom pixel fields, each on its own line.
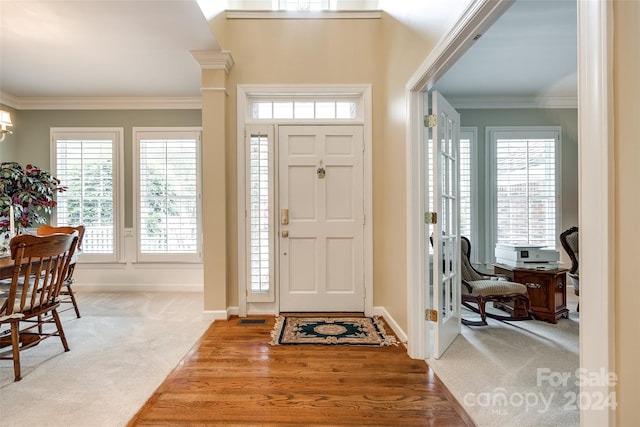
left=0, top=162, right=66, bottom=247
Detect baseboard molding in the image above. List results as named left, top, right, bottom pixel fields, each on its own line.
left=374, top=306, right=408, bottom=345
left=203, top=310, right=231, bottom=321
left=74, top=283, right=203, bottom=292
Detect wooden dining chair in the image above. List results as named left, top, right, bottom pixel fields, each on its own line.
left=37, top=225, right=85, bottom=318
left=0, top=232, right=78, bottom=381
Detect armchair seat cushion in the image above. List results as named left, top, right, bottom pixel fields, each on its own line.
left=464, top=280, right=527, bottom=297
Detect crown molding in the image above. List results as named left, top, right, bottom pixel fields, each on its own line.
left=446, top=95, right=578, bottom=109
left=190, top=50, right=235, bottom=73
left=0, top=91, right=20, bottom=109
left=2, top=96, right=202, bottom=111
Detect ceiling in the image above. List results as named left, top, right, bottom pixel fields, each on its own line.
left=0, top=0, right=219, bottom=105
left=434, top=0, right=578, bottom=107
left=0, top=0, right=577, bottom=108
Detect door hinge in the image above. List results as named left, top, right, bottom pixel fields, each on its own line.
left=424, top=212, right=437, bottom=224
left=424, top=114, right=437, bottom=128
left=426, top=309, right=438, bottom=322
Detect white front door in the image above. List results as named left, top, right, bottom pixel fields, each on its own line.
left=278, top=125, right=365, bottom=312
left=429, top=91, right=462, bottom=358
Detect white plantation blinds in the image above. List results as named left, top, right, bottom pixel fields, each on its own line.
left=459, top=134, right=472, bottom=241
left=136, top=130, right=201, bottom=262
left=490, top=128, right=560, bottom=248
left=53, top=130, right=120, bottom=261
left=249, top=135, right=271, bottom=293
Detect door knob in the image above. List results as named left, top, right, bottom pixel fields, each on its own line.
left=282, top=231, right=289, bottom=238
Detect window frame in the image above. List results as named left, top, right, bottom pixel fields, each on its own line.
left=132, top=127, right=203, bottom=264
left=50, top=127, right=125, bottom=263
left=244, top=125, right=276, bottom=302
left=486, top=126, right=562, bottom=261
left=459, top=127, right=479, bottom=264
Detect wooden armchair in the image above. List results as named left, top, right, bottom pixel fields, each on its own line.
left=0, top=232, right=78, bottom=381
left=37, top=225, right=85, bottom=318
left=460, top=236, right=532, bottom=326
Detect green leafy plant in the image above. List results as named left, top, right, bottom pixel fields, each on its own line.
left=0, top=161, right=66, bottom=238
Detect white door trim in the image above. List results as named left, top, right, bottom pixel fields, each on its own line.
left=577, top=2, right=615, bottom=427
left=237, top=84, right=373, bottom=317
left=405, top=1, right=614, bottom=426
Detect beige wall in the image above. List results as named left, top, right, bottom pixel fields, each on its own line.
left=376, top=0, right=472, bottom=330
left=614, top=0, right=640, bottom=424
left=212, top=15, right=382, bottom=310
left=208, top=1, right=472, bottom=329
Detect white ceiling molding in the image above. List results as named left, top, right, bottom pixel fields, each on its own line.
left=446, top=95, right=578, bottom=110
left=8, top=97, right=203, bottom=111
left=0, top=91, right=20, bottom=109
left=190, top=51, right=235, bottom=73
left=225, top=10, right=382, bottom=19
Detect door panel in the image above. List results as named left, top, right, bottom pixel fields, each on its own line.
left=326, top=238, right=354, bottom=292
left=289, top=166, right=316, bottom=219
left=279, top=125, right=364, bottom=312
left=325, top=166, right=353, bottom=219
left=288, top=238, right=317, bottom=292
left=430, top=91, right=462, bottom=359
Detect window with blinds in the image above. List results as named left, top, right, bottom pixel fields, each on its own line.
left=459, top=133, right=472, bottom=240
left=248, top=134, right=272, bottom=294
left=488, top=127, right=560, bottom=250
left=134, top=129, right=201, bottom=262
left=52, top=128, right=122, bottom=262
left=459, top=127, right=478, bottom=263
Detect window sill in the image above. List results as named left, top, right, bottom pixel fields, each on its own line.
left=225, top=9, right=382, bottom=19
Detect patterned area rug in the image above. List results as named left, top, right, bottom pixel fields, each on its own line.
left=270, top=316, right=398, bottom=346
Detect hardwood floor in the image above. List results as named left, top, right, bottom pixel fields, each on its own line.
left=128, top=316, right=475, bottom=426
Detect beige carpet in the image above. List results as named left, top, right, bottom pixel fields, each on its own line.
left=0, top=292, right=212, bottom=427
left=428, top=292, right=580, bottom=427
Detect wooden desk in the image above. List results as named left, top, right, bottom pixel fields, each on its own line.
left=493, top=264, right=569, bottom=324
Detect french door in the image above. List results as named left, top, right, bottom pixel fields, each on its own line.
left=428, top=91, right=462, bottom=358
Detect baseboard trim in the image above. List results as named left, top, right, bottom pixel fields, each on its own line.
left=374, top=306, right=408, bottom=345
left=74, top=283, right=203, bottom=292
left=203, top=310, right=231, bottom=321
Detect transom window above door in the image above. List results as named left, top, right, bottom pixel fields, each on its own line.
left=247, top=95, right=362, bottom=121
left=252, top=101, right=357, bottom=120
left=226, top=0, right=379, bottom=11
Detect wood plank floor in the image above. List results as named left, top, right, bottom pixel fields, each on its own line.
left=128, top=316, right=475, bottom=427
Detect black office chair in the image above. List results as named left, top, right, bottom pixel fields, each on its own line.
left=560, top=226, right=579, bottom=311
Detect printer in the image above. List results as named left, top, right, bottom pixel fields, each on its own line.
left=495, top=243, right=560, bottom=269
